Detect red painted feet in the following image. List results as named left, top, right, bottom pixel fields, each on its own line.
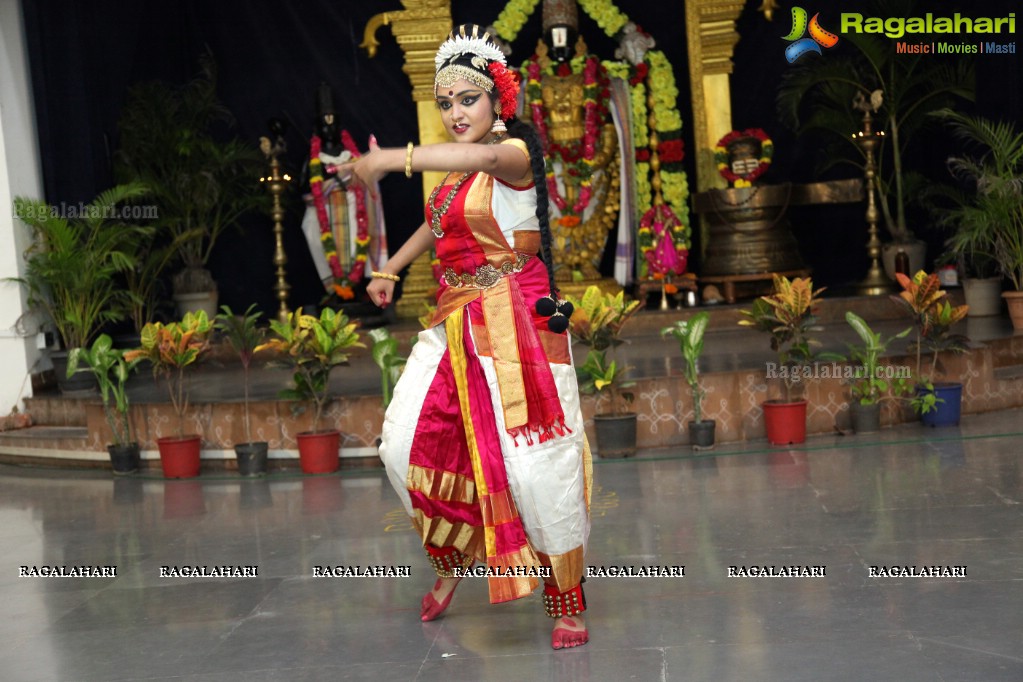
left=551, top=615, right=589, bottom=650
left=420, top=576, right=461, bottom=622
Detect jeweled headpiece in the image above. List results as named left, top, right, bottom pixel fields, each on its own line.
left=435, top=24, right=519, bottom=121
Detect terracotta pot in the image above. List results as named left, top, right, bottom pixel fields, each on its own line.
left=1003, top=291, right=1023, bottom=329
left=297, top=430, right=340, bottom=474
left=157, top=435, right=202, bottom=478
left=762, top=400, right=807, bottom=445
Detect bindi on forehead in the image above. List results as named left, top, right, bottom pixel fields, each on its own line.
left=448, top=90, right=454, bottom=96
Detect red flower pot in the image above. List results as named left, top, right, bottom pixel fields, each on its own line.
left=297, top=430, right=340, bottom=474
left=762, top=400, right=807, bottom=445
left=156, top=435, right=202, bottom=478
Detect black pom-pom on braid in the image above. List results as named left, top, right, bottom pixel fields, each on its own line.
left=508, top=117, right=566, bottom=331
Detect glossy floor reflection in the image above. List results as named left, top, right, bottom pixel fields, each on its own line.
left=1, top=410, right=1022, bottom=681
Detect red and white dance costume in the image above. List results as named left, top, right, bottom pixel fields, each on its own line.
left=379, top=137, right=592, bottom=606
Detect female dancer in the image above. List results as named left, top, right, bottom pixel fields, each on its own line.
left=339, top=24, right=591, bottom=650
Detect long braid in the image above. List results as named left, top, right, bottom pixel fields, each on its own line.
left=508, top=117, right=572, bottom=331
left=508, top=117, right=557, bottom=297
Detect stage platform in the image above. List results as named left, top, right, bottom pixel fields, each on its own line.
left=2, top=293, right=1022, bottom=471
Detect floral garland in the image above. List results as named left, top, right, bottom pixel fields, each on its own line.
left=524, top=54, right=609, bottom=218
left=577, top=0, right=629, bottom=36
left=714, top=128, right=773, bottom=188
left=492, top=0, right=541, bottom=42
left=309, top=132, right=371, bottom=300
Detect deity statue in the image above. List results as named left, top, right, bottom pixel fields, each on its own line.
left=299, top=83, right=388, bottom=300
left=528, top=0, right=622, bottom=285
left=726, top=136, right=763, bottom=178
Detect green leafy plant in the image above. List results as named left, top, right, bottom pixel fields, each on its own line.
left=114, top=52, right=263, bottom=296
left=11, top=183, right=151, bottom=350
left=662, top=312, right=710, bottom=423
left=67, top=334, right=143, bottom=446
left=568, top=286, right=641, bottom=415
left=935, top=110, right=1023, bottom=290
left=843, top=312, right=912, bottom=406
left=567, top=286, right=642, bottom=352
left=889, top=271, right=970, bottom=414
left=124, top=310, right=212, bottom=437
left=739, top=275, right=826, bottom=403
left=214, top=305, right=265, bottom=444
left=259, top=308, right=363, bottom=430
left=368, top=328, right=407, bottom=409
left=776, top=0, right=974, bottom=244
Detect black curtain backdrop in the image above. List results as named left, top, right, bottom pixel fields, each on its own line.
left=21, top=0, right=1021, bottom=317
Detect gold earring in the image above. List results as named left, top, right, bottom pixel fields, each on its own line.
left=491, top=113, right=507, bottom=135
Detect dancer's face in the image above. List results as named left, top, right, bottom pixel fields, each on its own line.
left=436, top=78, right=494, bottom=144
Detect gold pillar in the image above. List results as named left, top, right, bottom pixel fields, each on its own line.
left=684, top=0, right=745, bottom=262
left=362, top=2, right=452, bottom=318
left=684, top=0, right=745, bottom=193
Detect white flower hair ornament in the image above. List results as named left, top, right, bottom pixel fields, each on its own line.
left=435, top=30, right=507, bottom=72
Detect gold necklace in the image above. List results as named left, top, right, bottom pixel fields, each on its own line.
left=427, top=136, right=503, bottom=238
left=428, top=171, right=474, bottom=238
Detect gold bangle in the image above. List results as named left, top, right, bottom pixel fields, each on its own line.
left=371, top=271, right=401, bottom=282
left=404, top=142, right=414, bottom=179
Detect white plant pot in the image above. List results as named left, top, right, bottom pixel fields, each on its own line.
left=173, top=290, right=219, bottom=319
left=962, top=277, right=1003, bottom=317
left=881, top=240, right=927, bottom=281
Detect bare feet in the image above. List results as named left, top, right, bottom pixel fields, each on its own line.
left=551, top=614, right=588, bottom=649
left=420, top=576, right=462, bottom=621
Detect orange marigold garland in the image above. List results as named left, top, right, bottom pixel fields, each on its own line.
left=309, top=131, right=372, bottom=300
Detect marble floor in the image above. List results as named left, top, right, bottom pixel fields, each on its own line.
left=1, top=409, right=1022, bottom=681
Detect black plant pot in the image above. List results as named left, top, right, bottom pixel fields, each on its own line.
left=688, top=420, right=716, bottom=449
left=850, top=401, right=881, bottom=433
left=235, top=442, right=269, bottom=477
left=593, top=413, right=637, bottom=458
left=51, top=350, right=96, bottom=395
left=107, top=443, right=141, bottom=475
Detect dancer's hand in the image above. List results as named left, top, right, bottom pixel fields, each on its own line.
left=367, top=276, right=395, bottom=308
left=336, top=135, right=384, bottom=196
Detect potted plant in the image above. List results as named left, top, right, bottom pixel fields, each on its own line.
left=662, top=312, right=715, bottom=448
left=890, top=271, right=970, bottom=426
left=114, top=52, right=263, bottom=317
left=935, top=110, right=1023, bottom=326
left=124, top=310, right=212, bottom=477
left=777, top=9, right=974, bottom=274
left=841, top=312, right=911, bottom=433
left=368, top=328, right=408, bottom=409
left=215, top=304, right=268, bottom=476
left=260, top=307, right=362, bottom=474
left=67, top=334, right=144, bottom=473
left=11, top=183, right=150, bottom=393
left=739, top=275, right=826, bottom=445
left=568, top=286, right=641, bottom=457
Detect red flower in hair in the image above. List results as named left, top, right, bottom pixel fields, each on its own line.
left=488, top=62, right=519, bottom=121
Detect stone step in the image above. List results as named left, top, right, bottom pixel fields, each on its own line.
left=23, top=395, right=89, bottom=427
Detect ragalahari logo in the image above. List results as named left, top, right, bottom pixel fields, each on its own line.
left=783, top=7, right=839, bottom=63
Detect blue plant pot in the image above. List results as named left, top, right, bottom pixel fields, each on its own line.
left=919, top=382, right=963, bottom=427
